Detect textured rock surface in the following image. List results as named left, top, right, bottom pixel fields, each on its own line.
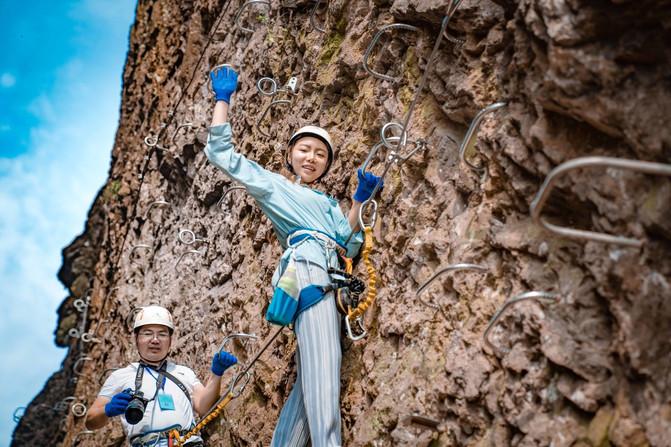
left=12, top=0, right=671, bottom=445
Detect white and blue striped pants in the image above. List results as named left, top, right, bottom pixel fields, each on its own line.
left=271, top=259, right=342, bottom=447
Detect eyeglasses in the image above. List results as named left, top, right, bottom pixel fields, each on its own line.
left=137, top=331, right=171, bottom=341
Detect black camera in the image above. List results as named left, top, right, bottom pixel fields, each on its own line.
left=124, top=391, right=149, bottom=425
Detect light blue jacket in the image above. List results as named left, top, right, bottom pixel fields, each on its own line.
left=204, top=123, right=363, bottom=285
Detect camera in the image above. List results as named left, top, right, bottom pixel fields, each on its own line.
left=124, top=391, right=149, bottom=425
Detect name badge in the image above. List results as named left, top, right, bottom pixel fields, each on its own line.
left=157, top=393, right=175, bottom=411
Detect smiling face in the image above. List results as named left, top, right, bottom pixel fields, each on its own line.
left=288, top=136, right=329, bottom=183
left=135, top=324, right=172, bottom=364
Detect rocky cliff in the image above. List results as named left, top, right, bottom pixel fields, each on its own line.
left=12, top=0, right=671, bottom=446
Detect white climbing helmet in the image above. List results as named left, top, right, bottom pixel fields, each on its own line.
left=133, top=305, right=175, bottom=332
left=287, top=125, right=336, bottom=180
left=288, top=125, right=335, bottom=157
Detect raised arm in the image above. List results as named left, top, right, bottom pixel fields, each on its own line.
left=211, top=100, right=229, bottom=127
left=205, top=66, right=274, bottom=199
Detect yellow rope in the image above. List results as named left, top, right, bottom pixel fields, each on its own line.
left=170, top=392, right=235, bottom=446
left=347, top=226, right=377, bottom=320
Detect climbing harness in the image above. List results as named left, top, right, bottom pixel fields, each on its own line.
left=169, top=329, right=282, bottom=447
left=267, top=229, right=351, bottom=325
left=530, top=156, right=671, bottom=247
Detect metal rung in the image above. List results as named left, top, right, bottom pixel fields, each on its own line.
left=530, top=156, right=671, bottom=247
left=458, top=102, right=507, bottom=172
left=234, top=1, right=271, bottom=33
left=483, top=291, right=559, bottom=354
left=363, top=23, right=420, bottom=82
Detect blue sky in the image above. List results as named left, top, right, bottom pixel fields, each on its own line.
left=0, top=1, right=136, bottom=444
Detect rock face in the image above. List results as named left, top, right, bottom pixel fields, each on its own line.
left=12, top=0, right=671, bottom=446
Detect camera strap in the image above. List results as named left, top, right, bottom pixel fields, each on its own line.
left=135, top=362, right=166, bottom=402
left=136, top=361, right=192, bottom=402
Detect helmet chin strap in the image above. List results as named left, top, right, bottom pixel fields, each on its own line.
left=138, top=352, right=169, bottom=367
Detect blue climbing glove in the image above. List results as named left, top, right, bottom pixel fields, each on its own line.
left=353, top=168, right=384, bottom=203
left=209, top=66, right=238, bottom=103
left=211, top=351, right=238, bottom=376
left=104, top=390, right=133, bottom=417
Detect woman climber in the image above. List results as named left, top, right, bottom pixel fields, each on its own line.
left=203, top=65, right=382, bottom=447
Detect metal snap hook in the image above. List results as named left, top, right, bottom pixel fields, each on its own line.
left=229, top=371, right=253, bottom=397
left=358, top=199, right=378, bottom=230
left=345, top=315, right=367, bottom=341
left=219, top=332, right=259, bottom=354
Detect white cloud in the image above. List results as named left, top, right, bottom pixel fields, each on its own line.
left=0, top=60, right=120, bottom=446
left=0, top=73, right=16, bottom=88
